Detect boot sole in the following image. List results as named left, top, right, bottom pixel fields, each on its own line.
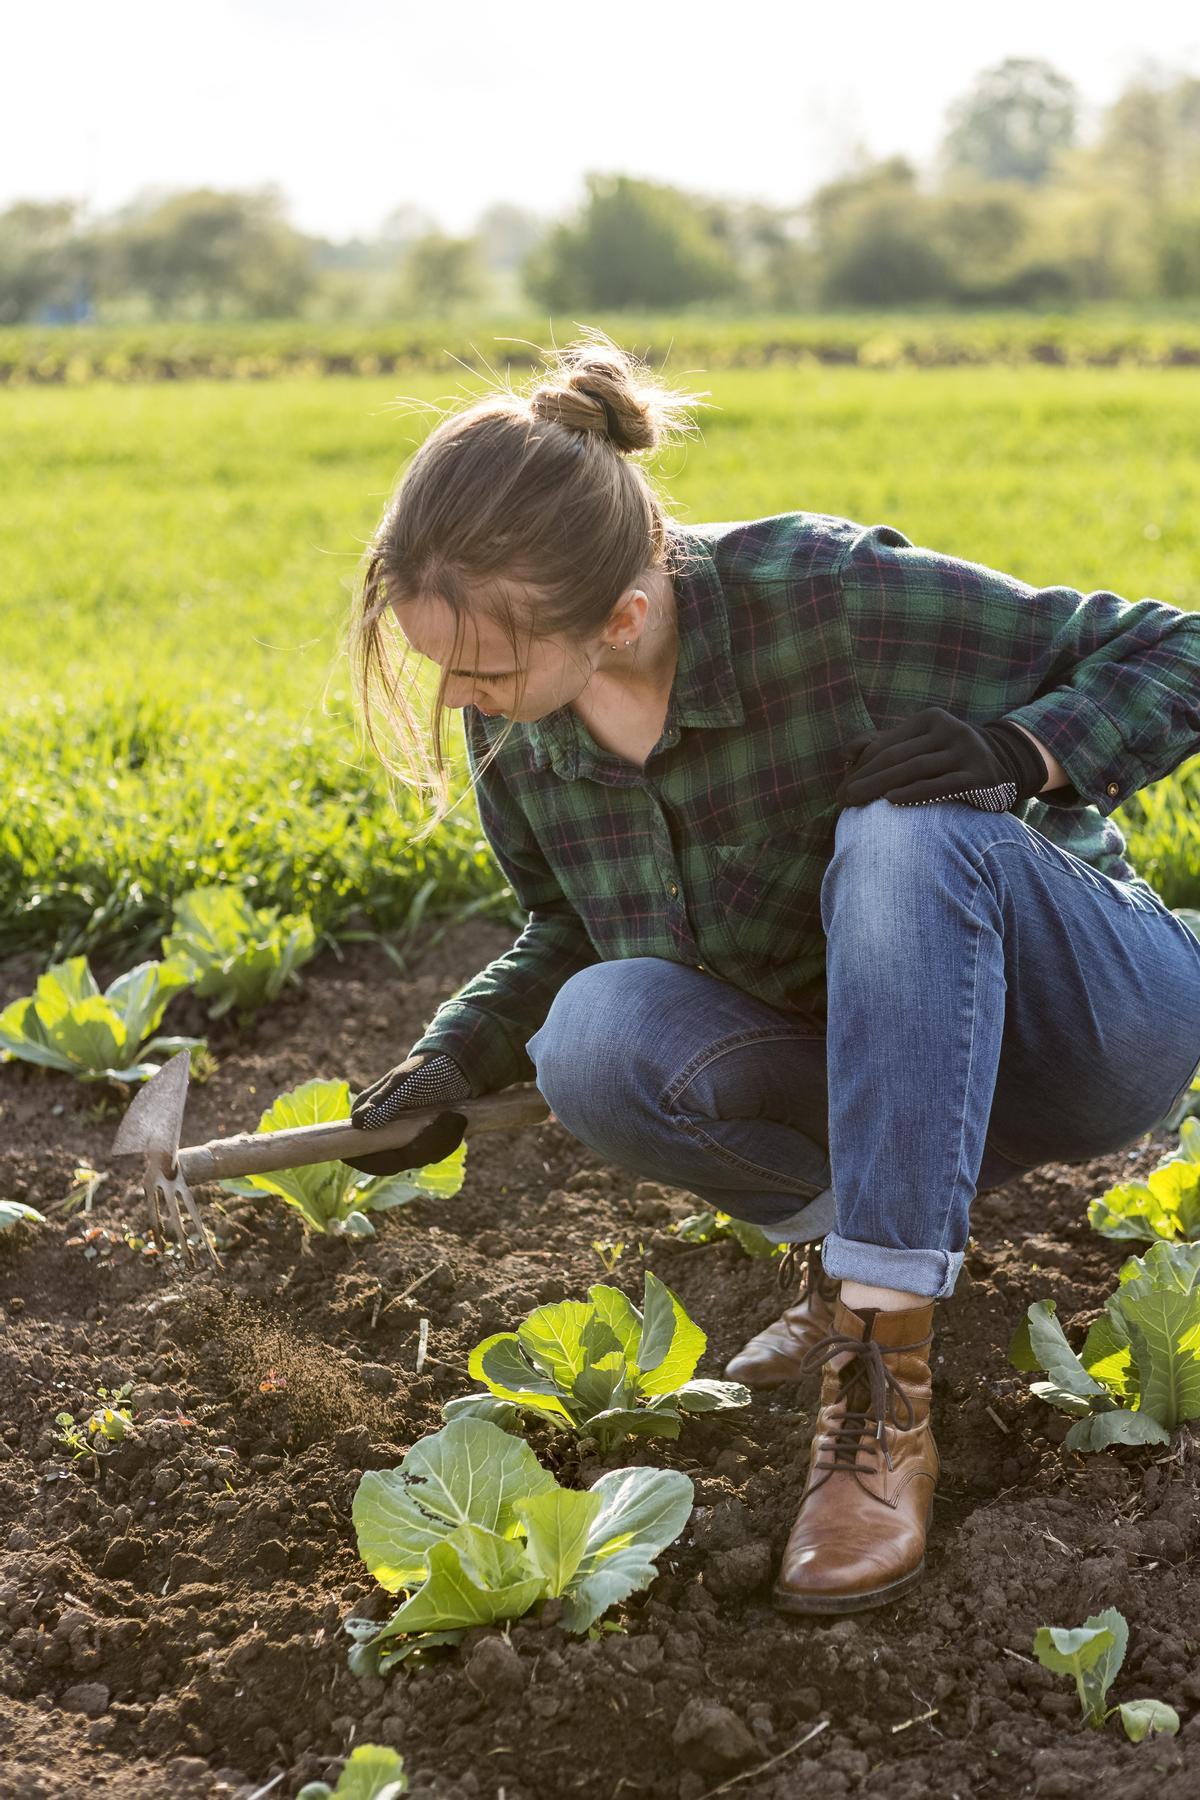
left=771, top=1558, right=926, bottom=1616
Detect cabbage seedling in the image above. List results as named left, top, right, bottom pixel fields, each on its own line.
left=443, top=1270, right=750, bottom=1450
left=0, top=955, right=202, bottom=1083
left=671, top=1207, right=785, bottom=1259
left=55, top=1383, right=135, bottom=1461
left=162, top=884, right=317, bottom=1020
left=1009, top=1239, right=1200, bottom=1450
left=217, top=1076, right=465, bottom=1236
left=1088, top=1116, right=1200, bottom=1243
left=346, top=1415, right=693, bottom=1669
left=297, top=1744, right=407, bottom=1799
left=1033, top=1607, right=1180, bottom=1740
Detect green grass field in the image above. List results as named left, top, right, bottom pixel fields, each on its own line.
left=3, top=355, right=1199, bottom=966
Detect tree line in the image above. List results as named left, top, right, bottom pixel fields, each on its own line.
left=6, top=58, right=1200, bottom=325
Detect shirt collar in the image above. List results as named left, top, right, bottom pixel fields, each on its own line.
left=522, top=522, right=744, bottom=777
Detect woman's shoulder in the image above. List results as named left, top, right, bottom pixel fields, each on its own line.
left=674, top=510, right=910, bottom=589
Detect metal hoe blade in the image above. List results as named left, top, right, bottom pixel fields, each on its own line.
left=111, top=1049, right=219, bottom=1267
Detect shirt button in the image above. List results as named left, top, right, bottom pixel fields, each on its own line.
left=1106, top=782, right=1119, bottom=797
left=669, top=883, right=679, bottom=896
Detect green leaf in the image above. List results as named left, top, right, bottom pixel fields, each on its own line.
left=469, top=1334, right=574, bottom=1419
left=0, top=1201, right=46, bottom=1232
left=163, top=884, right=316, bottom=1016
left=514, top=1489, right=602, bottom=1595
left=674, top=1377, right=752, bottom=1413
left=558, top=1466, right=694, bottom=1633
left=1012, top=1300, right=1108, bottom=1398
left=587, top=1284, right=644, bottom=1362
left=440, top=1395, right=521, bottom=1430
left=1117, top=1699, right=1180, bottom=1742
left=1034, top=1608, right=1127, bottom=1724
left=105, top=957, right=191, bottom=1050
left=352, top=1417, right=556, bottom=1592
left=297, top=1742, right=409, bottom=1799
left=516, top=1299, right=595, bottom=1387
left=1118, top=1284, right=1200, bottom=1429
left=376, top=1537, right=545, bottom=1635
left=355, top=1140, right=466, bottom=1208
left=1062, top=1410, right=1171, bottom=1452
left=636, top=1271, right=706, bottom=1395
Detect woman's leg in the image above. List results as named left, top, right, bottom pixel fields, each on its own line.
left=817, top=797, right=1200, bottom=1300
left=526, top=956, right=838, bottom=1237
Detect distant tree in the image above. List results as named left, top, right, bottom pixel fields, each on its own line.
left=0, top=199, right=96, bottom=324
left=940, top=58, right=1078, bottom=185
left=105, top=186, right=316, bottom=318
left=520, top=172, right=743, bottom=310
left=1096, top=72, right=1200, bottom=213
left=473, top=201, right=548, bottom=273
left=378, top=203, right=441, bottom=253
left=396, top=231, right=489, bottom=314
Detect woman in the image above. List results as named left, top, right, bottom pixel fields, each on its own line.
left=344, top=329, right=1200, bottom=1616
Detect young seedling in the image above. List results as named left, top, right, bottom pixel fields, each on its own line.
left=162, top=884, right=317, bottom=1023
left=297, top=1743, right=407, bottom=1798
left=591, top=1238, right=625, bottom=1272
left=217, top=1076, right=467, bottom=1237
left=346, top=1415, right=693, bottom=1670
left=443, top=1270, right=751, bottom=1450
left=1033, top=1606, right=1180, bottom=1740
left=1009, top=1239, right=1200, bottom=1450
left=671, top=1207, right=785, bottom=1260
left=54, top=1383, right=136, bottom=1463
left=1088, top=1116, right=1200, bottom=1243
left=0, top=954, right=203, bottom=1084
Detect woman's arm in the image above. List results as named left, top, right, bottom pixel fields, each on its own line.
left=1005, top=720, right=1070, bottom=794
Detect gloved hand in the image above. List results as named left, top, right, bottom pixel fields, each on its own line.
left=835, top=708, right=1049, bottom=813
left=345, top=1051, right=473, bottom=1177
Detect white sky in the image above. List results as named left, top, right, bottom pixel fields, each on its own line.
left=10, top=1, right=1200, bottom=240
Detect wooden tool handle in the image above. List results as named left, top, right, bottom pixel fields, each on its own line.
left=177, top=1086, right=550, bottom=1184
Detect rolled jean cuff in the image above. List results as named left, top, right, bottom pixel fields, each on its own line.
left=820, top=1232, right=963, bottom=1300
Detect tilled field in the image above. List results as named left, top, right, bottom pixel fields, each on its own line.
left=1, top=923, right=1195, bottom=1799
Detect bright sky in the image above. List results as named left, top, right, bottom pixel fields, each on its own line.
left=12, top=1, right=1200, bottom=240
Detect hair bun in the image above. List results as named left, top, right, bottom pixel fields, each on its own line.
left=528, top=344, right=662, bottom=455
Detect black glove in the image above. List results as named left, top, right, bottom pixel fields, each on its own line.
left=345, top=1051, right=473, bottom=1177
left=835, top=708, right=1049, bottom=813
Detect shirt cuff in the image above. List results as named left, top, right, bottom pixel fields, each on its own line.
left=410, top=1001, right=532, bottom=1097
left=1002, top=693, right=1129, bottom=816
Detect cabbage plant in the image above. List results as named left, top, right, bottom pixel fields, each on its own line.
left=217, top=1076, right=466, bottom=1236
left=442, top=1271, right=750, bottom=1450
left=345, top=1416, right=693, bottom=1670
left=1009, top=1240, right=1200, bottom=1450
left=671, top=1207, right=783, bottom=1258
left=0, top=955, right=202, bottom=1083
left=1088, top=1116, right=1200, bottom=1243
left=162, top=884, right=317, bottom=1019
left=1033, top=1607, right=1179, bottom=1740
left=297, top=1745, right=407, bottom=1800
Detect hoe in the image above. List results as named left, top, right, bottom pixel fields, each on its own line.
left=110, top=1048, right=549, bottom=1267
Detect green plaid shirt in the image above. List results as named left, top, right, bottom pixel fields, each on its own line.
left=412, top=511, right=1200, bottom=1094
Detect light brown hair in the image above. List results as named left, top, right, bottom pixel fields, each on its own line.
left=345, top=327, right=712, bottom=841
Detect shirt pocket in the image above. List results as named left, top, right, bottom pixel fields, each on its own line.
left=704, top=836, right=828, bottom=971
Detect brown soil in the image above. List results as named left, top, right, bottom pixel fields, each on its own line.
left=1, top=924, right=1196, bottom=1800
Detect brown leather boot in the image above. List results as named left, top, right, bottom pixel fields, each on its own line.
left=772, top=1294, right=939, bottom=1615
left=722, top=1240, right=841, bottom=1388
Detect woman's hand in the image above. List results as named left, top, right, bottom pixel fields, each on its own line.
left=346, top=1050, right=473, bottom=1176
left=835, top=707, right=1049, bottom=813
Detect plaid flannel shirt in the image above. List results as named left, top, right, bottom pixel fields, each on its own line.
left=411, top=511, right=1200, bottom=1094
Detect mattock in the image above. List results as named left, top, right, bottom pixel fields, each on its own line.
left=110, top=1049, right=551, bottom=1269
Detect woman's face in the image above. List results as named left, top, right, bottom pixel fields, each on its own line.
left=392, top=595, right=596, bottom=723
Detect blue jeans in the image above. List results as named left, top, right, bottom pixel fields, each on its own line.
left=526, top=798, right=1200, bottom=1300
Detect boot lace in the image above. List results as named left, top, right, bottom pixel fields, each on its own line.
left=797, top=1325, right=929, bottom=1475
left=776, top=1238, right=839, bottom=1302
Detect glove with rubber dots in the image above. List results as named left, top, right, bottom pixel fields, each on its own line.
left=346, top=1050, right=474, bottom=1177
left=834, top=707, right=1051, bottom=814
